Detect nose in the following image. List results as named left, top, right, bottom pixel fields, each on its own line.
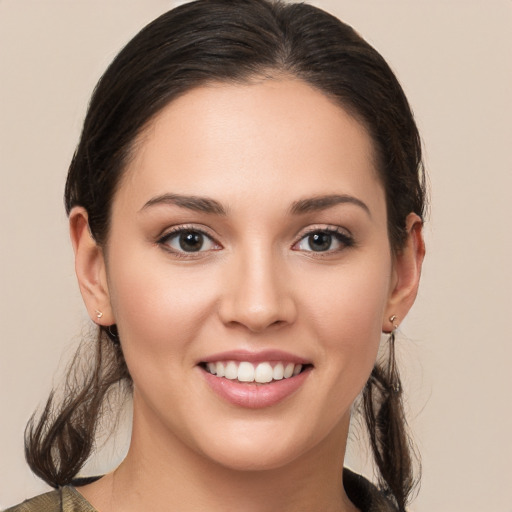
left=218, top=247, right=297, bottom=333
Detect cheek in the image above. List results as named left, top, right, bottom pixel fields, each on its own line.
left=106, top=250, right=219, bottom=359
left=301, top=258, right=391, bottom=342
left=298, top=255, right=392, bottom=393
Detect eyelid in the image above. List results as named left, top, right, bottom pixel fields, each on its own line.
left=155, top=223, right=353, bottom=257
left=156, top=224, right=222, bottom=256
left=156, top=223, right=214, bottom=240
left=292, top=225, right=355, bottom=253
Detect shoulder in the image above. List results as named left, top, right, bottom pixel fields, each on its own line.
left=343, top=468, right=399, bottom=512
left=3, top=486, right=98, bottom=512
left=7, top=473, right=394, bottom=512
left=3, top=489, right=61, bottom=512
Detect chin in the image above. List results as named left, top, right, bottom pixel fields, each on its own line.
left=189, top=414, right=345, bottom=474
left=201, top=442, right=306, bottom=473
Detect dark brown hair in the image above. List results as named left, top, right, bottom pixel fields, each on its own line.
left=26, top=1, right=426, bottom=510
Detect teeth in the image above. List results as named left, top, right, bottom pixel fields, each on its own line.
left=224, top=361, right=238, bottom=380
left=283, top=362, right=295, bottom=379
left=216, top=362, right=225, bottom=377
left=205, top=361, right=305, bottom=383
left=237, top=362, right=255, bottom=382
left=254, top=362, right=273, bottom=383
left=273, top=362, right=284, bottom=380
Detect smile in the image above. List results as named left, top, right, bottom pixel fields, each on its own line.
left=199, top=351, right=313, bottom=408
left=204, top=361, right=304, bottom=384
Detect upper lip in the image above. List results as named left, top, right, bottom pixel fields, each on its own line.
left=200, top=349, right=311, bottom=365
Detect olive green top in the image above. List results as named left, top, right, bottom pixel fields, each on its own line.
left=4, top=469, right=398, bottom=512
left=4, top=486, right=96, bottom=512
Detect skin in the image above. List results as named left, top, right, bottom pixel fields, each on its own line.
left=70, top=78, right=424, bottom=512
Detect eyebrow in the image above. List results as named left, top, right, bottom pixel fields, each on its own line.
left=140, top=192, right=370, bottom=217
left=290, top=194, right=371, bottom=216
left=140, top=193, right=227, bottom=215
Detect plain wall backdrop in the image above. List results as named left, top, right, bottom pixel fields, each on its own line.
left=1, top=1, right=511, bottom=510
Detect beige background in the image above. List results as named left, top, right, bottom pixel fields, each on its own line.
left=1, top=1, right=511, bottom=510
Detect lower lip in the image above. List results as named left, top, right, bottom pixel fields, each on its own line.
left=201, top=367, right=311, bottom=409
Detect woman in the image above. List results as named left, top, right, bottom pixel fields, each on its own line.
left=7, top=0, right=425, bottom=511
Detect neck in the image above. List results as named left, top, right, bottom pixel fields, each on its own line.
left=80, top=401, right=358, bottom=512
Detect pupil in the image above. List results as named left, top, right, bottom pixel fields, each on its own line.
left=309, top=232, right=331, bottom=251
left=179, top=231, right=203, bottom=252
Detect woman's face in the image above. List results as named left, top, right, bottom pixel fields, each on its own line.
left=89, top=79, right=409, bottom=471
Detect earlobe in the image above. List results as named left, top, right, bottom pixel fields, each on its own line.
left=383, top=213, right=425, bottom=333
left=69, top=207, right=115, bottom=326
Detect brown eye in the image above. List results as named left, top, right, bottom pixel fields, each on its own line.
left=179, top=231, right=204, bottom=252
left=159, top=229, right=219, bottom=254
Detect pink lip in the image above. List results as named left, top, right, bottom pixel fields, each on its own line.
left=200, top=365, right=312, bottom=409
left=200, top=349, right=310, bottom=365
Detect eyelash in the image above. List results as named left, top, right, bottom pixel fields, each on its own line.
left=156, top=225, right=221, bottom=258
left=156, top=225, right=354, bottom=258
left=293, top=227, right=355, bottom=254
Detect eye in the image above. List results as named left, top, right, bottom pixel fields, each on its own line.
left=294, top=229, right=353, bottom=253
left=158, top=228, right=220, bottom=254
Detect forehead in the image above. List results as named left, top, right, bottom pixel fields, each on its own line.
left=118, top=78, right=384, bottom=215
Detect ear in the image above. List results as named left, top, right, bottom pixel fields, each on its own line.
left=69, top=207, right=115, bottom=326
left=383, top=213, right=425, bottom=333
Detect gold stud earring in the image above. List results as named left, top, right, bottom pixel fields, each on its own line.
left=95, top=309, right=103, bottom=319
left=389, top=314, right=399, bottom=331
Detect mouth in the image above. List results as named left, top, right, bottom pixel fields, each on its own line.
left=199, top=360, right=312, bottom=384
left=198, top=350, right=313, bottom=408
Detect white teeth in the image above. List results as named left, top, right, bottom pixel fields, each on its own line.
left=237, top=362, right=255, bottom=382
left=225, top=361, right=238, bottom=380
left=216, top=361, right=225, bottom=377
left=205, top=361, right=305, bottom=383
left=283, top=362, right=295, bottom=378
left=254, top=362, right=273, bottom=383
left=273, top=362, right=284, bottom=380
